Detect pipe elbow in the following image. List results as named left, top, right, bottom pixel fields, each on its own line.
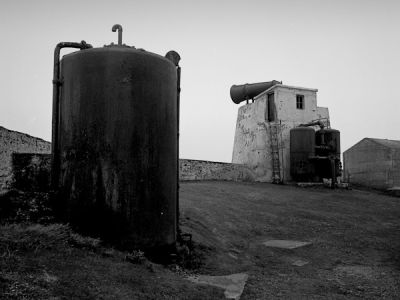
left=112, top=24, right=122, bottom=32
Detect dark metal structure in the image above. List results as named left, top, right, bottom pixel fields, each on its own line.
left=314, top=128, right=341, bottom=181
left=290, top=127, right=316, bottom=182
left=51, top=25, right=180, bottom=250
left=230, top=80, right=282, bottom=104
left=290, top=123, right=341, bottom=187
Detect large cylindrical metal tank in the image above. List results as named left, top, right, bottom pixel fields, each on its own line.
left=54, top=41, right=178, bottom=250
left=290, top=127, right=316, bottom=181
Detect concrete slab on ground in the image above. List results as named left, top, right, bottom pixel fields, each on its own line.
left=292, top=259, right=309, bottom=266
left=263, top=240, right=312, bottom=249
left=187, top=273, right=248, bottom=300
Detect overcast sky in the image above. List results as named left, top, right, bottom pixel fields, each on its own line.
left=1, top=0, right=399, bottom=162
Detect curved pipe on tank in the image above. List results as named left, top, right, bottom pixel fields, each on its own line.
left=51, top=41, right=92, bottom=189
left=230, top=80, right=282, bottom=104
left=299, top=120, right=325, bottom=129
left=111, top=24, right=123, bottom=45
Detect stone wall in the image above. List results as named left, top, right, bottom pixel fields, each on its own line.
left=0, top=126, right=51, bottom=189
left=5, top=153, right=256, bottom=191
left=180, top=159, right=256, bottom=181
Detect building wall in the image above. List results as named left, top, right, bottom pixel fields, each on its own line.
left=232, top=85, right=330, bottom=182
left=0, top=126, right=51, bottom=189
left=231, top=98, right=271, bottom=181
left=275, top=86, right=319, bottom=124
left=343, top=139, right=400, bottom=189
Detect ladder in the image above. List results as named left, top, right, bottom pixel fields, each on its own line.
left=269, top=122, right=282, bottom=183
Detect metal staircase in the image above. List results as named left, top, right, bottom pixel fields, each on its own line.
left=269, top=122, right=282, bottom=183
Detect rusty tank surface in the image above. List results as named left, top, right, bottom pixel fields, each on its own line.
left=51, top=25, right=180, bottom=250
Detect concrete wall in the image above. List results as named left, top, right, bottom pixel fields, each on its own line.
left=231, top=97, right=271, bottom=181
left=232, top=84, right=330, bottom=182
left=343, top=139, right=400, bottom=189
left=0, top=126, right=51, bottom=190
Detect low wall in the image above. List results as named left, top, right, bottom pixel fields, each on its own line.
left=0, top=126, right=51, bottom=189
left=5, top=155, right=257, bottom=191
left=179, top=159, right=256, bottom=181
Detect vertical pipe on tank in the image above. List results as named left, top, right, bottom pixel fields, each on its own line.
left=165, top=50, right=181, bottom=236
left=51, top=41, right=92, bottom=189
left=176, top=65, right=181, bottom=235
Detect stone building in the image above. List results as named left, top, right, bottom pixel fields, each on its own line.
left=232, top=83, right=330, bottom=182
left=0, top=126, right=51, bottom=189
left=343, top=138, right=400, bottom=190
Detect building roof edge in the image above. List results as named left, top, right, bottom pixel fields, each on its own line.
left=255, top=84, right=318, bottom=100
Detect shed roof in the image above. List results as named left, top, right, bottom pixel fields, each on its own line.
left=369, top=138, right=400, bottom=149
left=344, top=138, right=400, bottom=153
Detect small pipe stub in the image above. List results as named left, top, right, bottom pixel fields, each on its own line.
left=112, top=24, right=123, bottom=45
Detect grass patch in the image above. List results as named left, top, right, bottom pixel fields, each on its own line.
left=0, top=223, right=103, bottom=299
left=0, top=190, right=220, bottom=299
left=0, top=222, right=221, bottom=299
left=0, top=190, right=54, bottom=224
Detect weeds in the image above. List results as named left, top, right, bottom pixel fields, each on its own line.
left=125, top=249, right=146, bottom=264
left=0, top=190, right=54, bottom=224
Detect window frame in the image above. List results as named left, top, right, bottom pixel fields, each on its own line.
left=296, top=94, right=304, bottom=110
left=267, top=92, right=275, bottom=122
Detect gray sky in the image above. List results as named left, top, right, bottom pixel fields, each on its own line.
left=1, top=0, right=399, bottom=162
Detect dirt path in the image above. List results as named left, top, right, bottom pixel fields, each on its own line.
left=180, top=181, right=400, bottom=299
